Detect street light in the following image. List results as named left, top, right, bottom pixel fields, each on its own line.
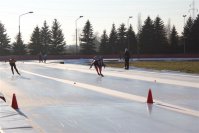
left=182, top=14, right=187, bottom=54
left=127, top=16, right=133, bottom=28
left=19, top=11, right=34, bottom=34
left=127, top=16, right=133, bottom=50
left=75, top=16, right=83, bottom=54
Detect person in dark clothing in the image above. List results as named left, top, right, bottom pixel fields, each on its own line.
left=9, top=58, right=20, bottom=75
left=124, top=48, right=130, bottom=70
left=43, top=54, right=47, bottom=63
left=90, top=56, right=105, bottom=77
left=38, top=52, right=43, bottom=63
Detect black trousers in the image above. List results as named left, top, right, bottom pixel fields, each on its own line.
left=125, top=59, right=129, bottom=69
left=10, top=64, right=20, bottom=75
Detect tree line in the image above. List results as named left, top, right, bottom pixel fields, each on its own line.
left=0, top=15, right=199, bottom=56
left=0, top=19, right=66, bottom=55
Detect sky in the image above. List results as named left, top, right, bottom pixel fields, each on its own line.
left=0, top=0, right=198, bottom=45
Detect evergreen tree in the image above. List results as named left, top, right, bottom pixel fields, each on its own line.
left=139, top=16, right=155, bottom=54
left=117, top=23, right=127, bottom=53
left=108, top=24, right=118, bottom=54
left=41, top=20, right=52, bottom=54
left=127, top=24, right=137, bottom=54
left=188, top=14, right=199, bottom=53
left=0, top=22, right=10, bottom=55
left=99, top=30, right=109, bottom=54
left=182, top=17, right=194, bottom=53
left=12, top=33, right=26, bottom=55
left=169, top=26, right=179, bottom=53
left=80, top=20, right=96, bottom=54
left=153, top=16, right=168, bottom=53
left=28, top=26, right=42, bottom=55
left=50, top=19, right=66, bottom=55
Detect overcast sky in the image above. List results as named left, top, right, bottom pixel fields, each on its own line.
left=0, top=0, right=198, bottom=45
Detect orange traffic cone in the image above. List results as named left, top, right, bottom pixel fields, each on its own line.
left=11, top=93, right=18, bottom=109
left=147, top=89, right=153, bottom=104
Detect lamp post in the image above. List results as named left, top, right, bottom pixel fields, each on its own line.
left=19, top=11, right=33, bottom=34
left=75, top=16, right=83, bottom=54
left=127, top=16, right=133, bottom=28
left=127, top=16, right=133, bottom=50
left=182, top=14, right=187, bottom=54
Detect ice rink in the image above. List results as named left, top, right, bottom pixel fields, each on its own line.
left=0, top=59, right=199, bottom=133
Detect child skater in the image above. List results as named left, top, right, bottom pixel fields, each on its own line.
left=90, top=56, right=105, bottom=77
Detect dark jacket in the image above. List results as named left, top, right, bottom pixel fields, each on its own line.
left=124, top=51, right=130, bottom=60
left=9, top=58, right=16, bottom=66
left=90, top=56, right=105, bottom=68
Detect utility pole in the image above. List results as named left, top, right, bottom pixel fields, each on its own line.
left=183, top=15, right=187, bottom=54
left=19, top=11, right=33, bottom=34
left=127, top=16, right=132, bottom=50
left=75, top=16, right=83, bottom=55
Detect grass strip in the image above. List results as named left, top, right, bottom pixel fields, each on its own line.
left=106, top=61, right=199, bottom=74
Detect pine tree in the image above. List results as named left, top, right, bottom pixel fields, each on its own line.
left=12, top=33, right=26, bottom=55
left=117, top=23, right=127, bottom=53
left=99, top=30, right=109, bottom=54
left=170, top=26, right=179, bottom=53
left=153, top=16, right=168, bottom=53
left=0, top=22, right=11, bottom=55
left=182, top=17, right=194, bottom=53
left=28, top=26, right=42, bottom=55
left=188, top=14, right=199, bottom=53
left=80, top=20, right=96, bottom=54
left=108, top=24, right=118, bottom=54
left=139, top=16, right=155, bottom=54
left=41, top=20, right=52, bottom=54
left=50, top=19, right=66, bottom=55
left=127, top=24, right=137, bottom=54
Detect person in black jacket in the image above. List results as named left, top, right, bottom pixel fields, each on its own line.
left=90, top=56, right=105, bottom=77
left=9, top=58, right=20, bottom=75
left=124, top=48, right=130, bottom=70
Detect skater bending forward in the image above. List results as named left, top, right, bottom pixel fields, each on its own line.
left=90, top=56, right=105, bottom=77
left=9, top=58, right=20, bottom=75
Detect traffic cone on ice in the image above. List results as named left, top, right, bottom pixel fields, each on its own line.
left=147, top=89, right=153, bottom=104
left=11, top=93, right=18, bottom=109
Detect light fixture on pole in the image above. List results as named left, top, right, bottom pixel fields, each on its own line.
left=127, top=16, right=133, bottom=28
left=127, top=16, right=133, bottom=50
left=183, top=15, right=187, bottom=26
left=19, top=11, right=33, bottom=34
left=182, top=14, right=187, bottom=54
left=75, top=16, right=83, bottom=55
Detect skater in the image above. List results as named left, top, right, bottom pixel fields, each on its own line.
left=9, top=58, right=20, bottom=75
left=38, top=52, right=43, bottom=63
left=124, top=48, right=130, bottom=70
left=43, top=54, right=47, bottom=63
left=90, top=56, right=105, bottom=77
